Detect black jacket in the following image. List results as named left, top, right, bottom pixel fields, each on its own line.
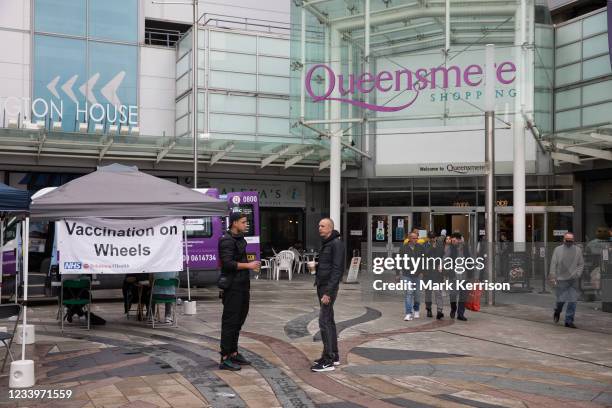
left=316, top=230, right=345, bottom=295
left=218, top=230, right=250, bottom=291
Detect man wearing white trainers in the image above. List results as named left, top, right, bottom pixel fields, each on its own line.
left=396, top=232, right=424, bottom=321
left=311, top=218, right=345, bottom=372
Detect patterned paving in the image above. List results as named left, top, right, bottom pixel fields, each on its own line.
left=1, top=279, right=611, bottom=407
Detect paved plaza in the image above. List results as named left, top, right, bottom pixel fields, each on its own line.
left=1, top=276, right=611, bottom=408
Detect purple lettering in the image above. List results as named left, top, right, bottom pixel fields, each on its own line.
left=305, top=64, right=335, bottom=101
left=375, top=71, right=393, bottom=92
left=338, top=73, right=355, bottom=95
left=430, top=66, right=461, bottom=89
left=496, top=61, right=516, bottom=84
left=463, top=64, right=483, bottom=86
left=415, top=68, right=429, bottom=90
left=394, top=69, right=414, bottom=90
left=357, top=72, right=375, bottom=93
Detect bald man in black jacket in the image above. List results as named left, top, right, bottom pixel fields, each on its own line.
left=311, top=218, right=345, bottom=372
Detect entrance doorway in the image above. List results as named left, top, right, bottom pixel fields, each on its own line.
left=260, top=208, right=304, bottom=257
left=432, top=212, right=476, bottom=244
left=368, top=213, right=412, bottom=266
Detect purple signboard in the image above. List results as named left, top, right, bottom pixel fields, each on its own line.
left=226, top=191, right=261, bottom=262
left=1, top=250, right=16, bottom=275
left=184, top=189, right=261, bottom=271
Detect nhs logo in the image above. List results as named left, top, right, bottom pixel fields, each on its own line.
left=63, top=262, right=82, bottom=270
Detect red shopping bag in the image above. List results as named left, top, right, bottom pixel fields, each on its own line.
left=465, top=288, right=482, bottom=311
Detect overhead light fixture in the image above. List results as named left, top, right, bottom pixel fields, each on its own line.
left=108, top=124, right=118, bottom=135
left=78, top=122, right=88, bottom=133
left=131, top=126, right=140, bottom=136
left=94, top=123, right=104, bottom=134
left=52, top=121, right=62, bottom=131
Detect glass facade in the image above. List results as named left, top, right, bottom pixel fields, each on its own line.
left=554, top=8, right=612, bottom=132
left=174, top=23, right=358, bottom=166
left=32, top=0, right=139, bottom=132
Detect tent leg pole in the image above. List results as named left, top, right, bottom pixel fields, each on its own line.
left=183, top=219, right=191, bottom=302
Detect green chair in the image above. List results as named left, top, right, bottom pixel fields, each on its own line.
left=149, top=278, right=179, bottom=328
left=60, top=278, right=92, bottom=332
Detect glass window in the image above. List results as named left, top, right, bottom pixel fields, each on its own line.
left=259, top=97, right=289, bottom=116
left=555, top=42, right=581, bottom=66
left=413, top=192, right=428, bottom=206
left=89, top=0, right=137, bottom=42
left=33, top=35, right=87, bottom=130
left=209, top=93, right=256, bottom=115
left=555, top=109, right=581, bottom=131
left=210, top=31, right=256, bottom=53
left=555, top=21, right=581, bottom=46
left=259, top=56, right=289, bottom=76
left=555, top=63, right=581, bottom=86
left=555, top=88, right=580, bottom=111
left=209, top=51, right=256, bottom=73
left=175, top=115, right=189, bottom=136
left=582, top=80, right=612, bottom=105
left=185, top=217, right=213, bottom=238
left=582, top=55, right=612, bottom=80
left=548, top=190, right=573, bottom=206
left=430, top=191, right=476, bottom=206
left=258, top=36, right=289, bottom=57
left=35, top=0, right=86, bottom=36
left=210, top=71, right=256, bottom=92
left=176, top=94, right=190, bottom=119
left=176, top=53, right=190, bottom=79
left=88, top=42, right=138, bottom=108
left=583, top=102, right=612, bottom=126
left=258, top=75, right=289, bottom=94
left=176, top=74, right=191, bottom=96
left=209, top=113, right=255, bottom=133
left=582, top=11, right=607, bottom=37
left=582, top=34, right=609, bottom=59
left=258, top=117, right=288, bottom=135
left=177, top=31, right=191, bottom=59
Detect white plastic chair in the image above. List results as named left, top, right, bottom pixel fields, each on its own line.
left=260, top=258, right=273, bottom=280
left=291, top=248, right=304, bottom=275
left=274, top=250, right=295, bottom=280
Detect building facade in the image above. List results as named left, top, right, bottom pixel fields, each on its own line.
left=0, top=0, right=610, bottom=261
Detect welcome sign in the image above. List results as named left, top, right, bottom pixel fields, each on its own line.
left=58, top=217, right=183, bottom=274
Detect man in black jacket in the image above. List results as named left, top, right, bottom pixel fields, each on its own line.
left=311, top=218, right=345, bottom=372
left=218, top=212, right=260, bottom=371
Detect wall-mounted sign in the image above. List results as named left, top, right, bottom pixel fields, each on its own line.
left=215, top=180, right=305, bottom=208
left=553, top=229, right=569, bottom=237
left=417, top=163, right=487, bottom=176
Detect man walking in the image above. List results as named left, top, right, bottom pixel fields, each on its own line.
left=550, top=232, right=584, bottom=328
left=218, top=212, right=260, bottom=370
left=311, top=218, right=345, bottom=372
left=397, top=232, right=424, bottom=321
left=423, top=233, right=445, bottom=319
left=445, top=232, right=472, bottom=321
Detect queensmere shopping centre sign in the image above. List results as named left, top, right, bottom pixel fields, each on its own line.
left=305, top=56, right=517, bottom=112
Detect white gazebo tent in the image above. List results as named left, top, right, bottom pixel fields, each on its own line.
left=10, top=164, right=227, bottom=388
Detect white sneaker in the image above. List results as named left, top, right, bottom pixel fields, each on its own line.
left=414, top=311, right=420, bottom=319
left=404, top=314, right=413, bottom=321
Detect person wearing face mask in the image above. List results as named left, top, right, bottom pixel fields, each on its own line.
left=549, top=232, right=584, bottom=328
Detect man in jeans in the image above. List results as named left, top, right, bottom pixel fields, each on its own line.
left=311, top=218, right=345, bottom=372
left=550, top=232, right=584, bottom=328
left=397, top=232, right=424, bottom=321
left=218, top=212, right=260, bottom=371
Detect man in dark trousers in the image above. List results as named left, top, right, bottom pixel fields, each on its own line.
left=311, top=218, right=345, bottom=372
left=218, top=212, right=260, bottom=371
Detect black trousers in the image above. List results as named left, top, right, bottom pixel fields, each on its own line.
left=317, top=286, right=338, bottom=361
left=220, top=289, right=250, bottom=357
left=449, top=288, right=467, bottom=317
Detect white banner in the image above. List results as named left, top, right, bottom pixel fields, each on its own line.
left=58, top=217, right=183, bottom=274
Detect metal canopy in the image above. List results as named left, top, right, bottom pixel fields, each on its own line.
left=0, top=127, right=359, bottom=170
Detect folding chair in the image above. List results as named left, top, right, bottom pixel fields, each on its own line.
left=0, top=304, right=21, bottom=372
left=149, top=278, right=179, bottom=328
left=60, top=278, right=92, bottom=332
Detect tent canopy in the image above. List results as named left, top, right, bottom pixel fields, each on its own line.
left=0, top=182, right=30, bottom=213
left=29, top=164, right=227, bottom=220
